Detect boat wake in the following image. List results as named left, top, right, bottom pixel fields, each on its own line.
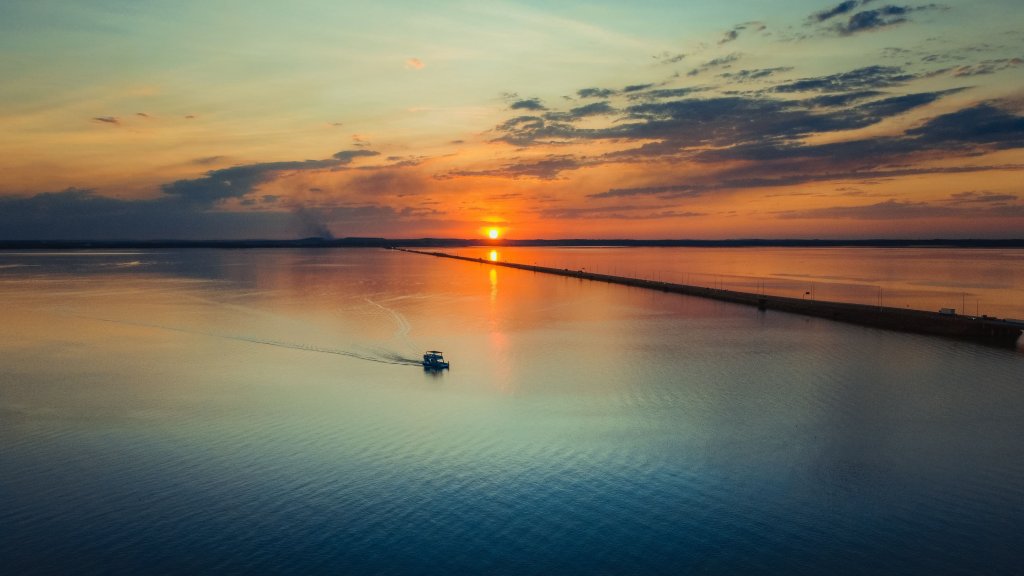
left=364, top=296, right=419, bottom=354
left=220, top=334, right=421, bottom=366
left=75, top=315, right=422, bottom=367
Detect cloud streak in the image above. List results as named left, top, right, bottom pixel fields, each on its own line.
left=777, top=199, right=1024, bottom=220
left=951, top=58, right=1024, bottom=77
left=442, top=155, right=585, bottom=180
left=719, top=21, right=766, bottom=45
left=810, top=0, right=872, bottom=23
left=773, top=65, right=916, bottom=93
left=687, top=53, right=742, bottom=77
left=161, top=150, right=380, bottom=207
left=510, top=98, right=547, bottom=111
left=809, top=2, right=945, bottom=36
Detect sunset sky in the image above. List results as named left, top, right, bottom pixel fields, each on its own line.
left=1, top=0, right=1022, bottom=239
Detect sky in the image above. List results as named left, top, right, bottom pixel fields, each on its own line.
left=1, top=0, right=1022, bottom=240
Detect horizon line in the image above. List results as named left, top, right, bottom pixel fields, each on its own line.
left=2, top=237, right=1024, bottom=249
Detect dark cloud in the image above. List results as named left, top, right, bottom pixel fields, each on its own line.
left=333, top=149, right=381, bottom=163
left=687, top=53, right=742, bottom=77
left=442, top=155, right=584, bottom=180
left=584, top=164, right=1024, bottom=203
left=809, top=0, right=873, bottom=23
left=773, top=65, right=916, bottom=92
left=372, top=155, right=425, bottom=169
left=589, top=96, right=1024, bottom=197
left=588, top=184, right=703, bottom=199
left=486, top=62, right=1023, bottom=197
left=841, top=5, right=911, bottom=34
left=948, top=191, right=1018, bottom=203
left=623, top=83, right=654, bottom=93
left=498, top=115, right=544, bottom=131
left=161, top=161, right=329, bottom=206
left=0, top=188, right=297, bottom=240
left=492, top=115, right=577, bottom=146
left=720, top=67, right=794, bottom=81
left=495, top=87, right=957, bottom=157
left=574, top=103, right=615, bottom=118
left=853, top=88, right=960, bottom=118
left=162, top=150, right=379, bottom=207
left=0, top=184, right=455, bottom=240
left=918, top=43, right=1007, bottom=66
left=537, top=204, right=707, bottom=220
left=577, top=87, right=617, bottom=99
left=136, top=112, right=151, bottom=118
left=904, top=102, right=1024, bottom=148
left=807, top=1, right=944, bottom=34
left=602, top=97, right=811, bottom=145
left=951, top=57, right=1024, bottom=77
left=621, top=91, right=941, bottom=141
left=803, top=90, right=885, bottom=107
left=626, top=88, right=702, bottom=101
left=510, top=98, right=547, bottom=111
left=544, top=101, right=617, bottom=122
left=92, top=116, right=119, bottom=125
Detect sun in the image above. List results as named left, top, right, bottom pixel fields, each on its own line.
left=487, top=228, right=500, bottom=240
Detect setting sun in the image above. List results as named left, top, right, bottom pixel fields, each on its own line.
left=488, top=228, right=499, bottom=240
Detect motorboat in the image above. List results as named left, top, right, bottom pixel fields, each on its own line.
left=422, top=350, right=449, bottom=370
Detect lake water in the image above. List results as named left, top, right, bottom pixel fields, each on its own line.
left=2, top=248, right=1022, bottom=575
left=450, top=246, right=1024, bottom=320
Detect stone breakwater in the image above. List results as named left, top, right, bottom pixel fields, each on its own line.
left=397, top=248, right=1024, bottom=349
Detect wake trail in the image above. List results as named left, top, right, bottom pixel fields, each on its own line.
left=227, top=334, right=420, bottom=366
left=363, top=297, right=418, bottom=353
left=75, top=315, right=422, bottom=367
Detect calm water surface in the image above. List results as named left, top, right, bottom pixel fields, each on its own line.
left=451, top=246, right=1024, bottom=319
left=1, top=248, right=1022, bottom=575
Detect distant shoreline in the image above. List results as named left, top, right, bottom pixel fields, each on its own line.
left=2, top=238, right=1023, bottom=249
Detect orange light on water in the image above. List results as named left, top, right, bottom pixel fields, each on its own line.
left=489, top=250, right=499, bottom=262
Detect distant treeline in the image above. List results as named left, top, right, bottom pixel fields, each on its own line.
left=1, top=238, right=1023, bottom=249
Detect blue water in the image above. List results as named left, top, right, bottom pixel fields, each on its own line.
left=1, top=249, right=1022, bottom=575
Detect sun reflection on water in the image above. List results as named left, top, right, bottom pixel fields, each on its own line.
left=489, top=267, right=498, bottom=303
